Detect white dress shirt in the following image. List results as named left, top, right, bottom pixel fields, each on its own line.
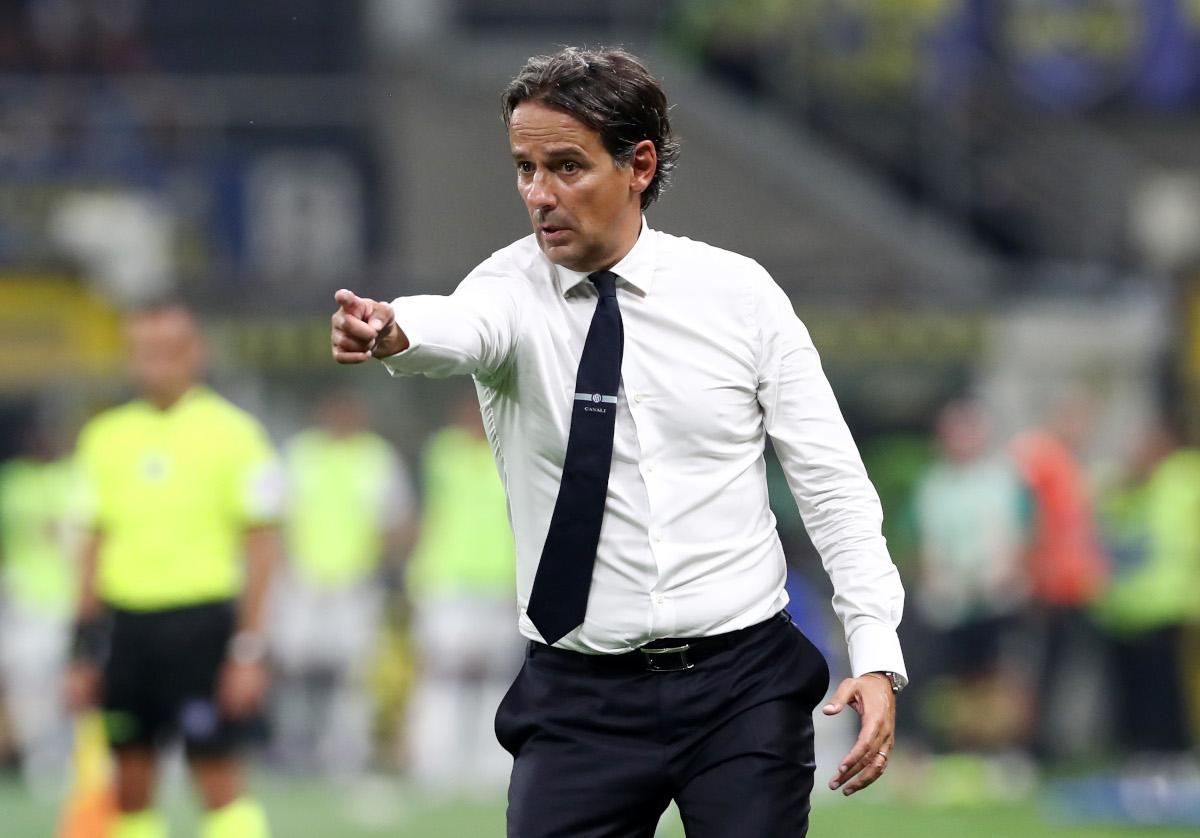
left=382, top=219, right=906, bottom=682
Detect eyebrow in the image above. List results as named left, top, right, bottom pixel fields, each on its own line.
left=511, top=146, right=585, bottom=162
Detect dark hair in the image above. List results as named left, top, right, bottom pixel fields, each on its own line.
left=501, top=46, right=680, bottom=211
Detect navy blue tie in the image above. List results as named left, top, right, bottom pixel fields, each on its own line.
left=527, top=270, right=623, bottom=645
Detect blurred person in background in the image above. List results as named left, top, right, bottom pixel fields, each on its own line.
left=910, top=400, right=1031, bottom=761
left=66, top=302, right=284, bottom=838
left=0, top=416, right=80, bottom=798
left=1093, top=415, right=1200, bottom=761
left=332, top=46, right=906, bottom=838
left=269, top=387, right=415, bottom=777
left=404, top=388, right=520, bottom=797
left=1008, top=391, right=1109, bottom=761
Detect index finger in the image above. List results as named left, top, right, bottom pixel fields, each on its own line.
left=838, top=748, right=889, bottom=795
left=334, top=288, right=368, bottom=319
left=831, top=723, right=882, bottom=786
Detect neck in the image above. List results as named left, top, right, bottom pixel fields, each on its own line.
left=146, top=384, right=193, bottom=411
left=588, top=210, right=642, bottom=273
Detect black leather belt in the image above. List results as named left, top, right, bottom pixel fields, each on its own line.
left=529, top=611, right=790, bottom=673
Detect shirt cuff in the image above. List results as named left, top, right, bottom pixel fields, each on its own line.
left=846, top=622, right=908, bottom=688
left=378, top=300, right=426, bottom=377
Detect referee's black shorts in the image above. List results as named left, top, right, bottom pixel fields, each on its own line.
left=101, top=600, right=253, bottom=756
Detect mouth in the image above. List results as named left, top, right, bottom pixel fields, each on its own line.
left=539, top=224, right=572, bottom=244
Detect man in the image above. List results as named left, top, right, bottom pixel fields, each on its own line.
left=0, top=419, right=79, bottom=797
left=66, top=303, right=283, bottom=838
left=1094, top=416, right=1200, bottom=756
left=271, top=388, right=414, bottom=775
left=910, top=399, right=1030, bottom=752
left=1007, top=391, right=1108, bottom=759
left=331, top=47, right=905, bottom=837
left=405, top=388, right=522, bottom=795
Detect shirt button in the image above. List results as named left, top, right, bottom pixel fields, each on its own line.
left=654, top=531, right=664, bottom=542
left=647, top=462, right=656, bottom=472
left=634, top=393, right=643, bottom=403
left=655, top=593, right=665, bottom=604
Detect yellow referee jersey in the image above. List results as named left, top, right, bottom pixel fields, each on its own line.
left=75, top=386, right=284, bottom=611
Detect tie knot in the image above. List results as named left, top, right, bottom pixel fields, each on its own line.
left=588, top=270, right=618, bottom=298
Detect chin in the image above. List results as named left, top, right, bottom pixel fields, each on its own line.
left=541, top=244, right=582, bottom=270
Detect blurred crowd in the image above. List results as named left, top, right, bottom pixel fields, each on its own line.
left=886, top=391, right=1200, bottom=795
left=0, top=365, right=523, bottom=805
left=0, top=0, right=149, bottom=74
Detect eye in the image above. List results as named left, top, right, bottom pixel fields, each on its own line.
left=516, top=161, right=534, bottom=174
left=561, top=161, right=579, bottom=173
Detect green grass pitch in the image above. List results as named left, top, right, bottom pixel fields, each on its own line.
left=3, top=771, right=1197, bottom=837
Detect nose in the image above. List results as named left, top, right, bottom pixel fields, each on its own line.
left=524, top=169, right=556, bottom=214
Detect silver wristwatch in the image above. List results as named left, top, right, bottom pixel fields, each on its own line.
left=881, top=671, right=905, bottom=694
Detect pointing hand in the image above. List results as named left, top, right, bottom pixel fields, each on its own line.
left=331, top=289, right=407, bottom=363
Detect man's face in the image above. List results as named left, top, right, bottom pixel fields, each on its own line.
left=937, top=404, right=988, bottom=464
left=126, top=307, right=204, bottom=405
left=509, top=101, right=649, bottom=273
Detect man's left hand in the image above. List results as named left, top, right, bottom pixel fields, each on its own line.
left=822, top=672, right=896, bottom=796
left=217, top=660, right=270, bottom=719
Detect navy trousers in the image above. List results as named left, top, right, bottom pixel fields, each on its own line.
left=495, top=613, right=830, bottom=838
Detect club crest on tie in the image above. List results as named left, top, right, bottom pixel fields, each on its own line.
left=575, top=392, right=617, bottom=413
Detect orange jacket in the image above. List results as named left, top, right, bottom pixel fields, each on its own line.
left=1009, top=431, right=1108, bottom=606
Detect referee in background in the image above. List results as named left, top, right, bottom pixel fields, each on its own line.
left=66, top=302, right=284, bottom=838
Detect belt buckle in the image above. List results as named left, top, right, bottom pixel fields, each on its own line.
left=640, top=643, right=693, bottom=672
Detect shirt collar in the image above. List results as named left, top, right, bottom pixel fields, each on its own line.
left=553, top=216, right=656, bottom=298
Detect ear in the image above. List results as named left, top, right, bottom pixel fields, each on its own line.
left=628, top=139, right=657, bottom=198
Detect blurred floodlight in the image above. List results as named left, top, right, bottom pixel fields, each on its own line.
left=365, top=0, right=452, bottom=52
left=1130, top=172, right=1200, bottom=272
left=49, top=189, right=174, bottom=304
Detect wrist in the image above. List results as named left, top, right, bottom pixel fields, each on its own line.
left=227, top=630, right=268, bottom=665
left=868, top=670, right=905, bottom=694
left=371, top=320, right=397, bottom=358
left=372, top=320, right=409, bottom=358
